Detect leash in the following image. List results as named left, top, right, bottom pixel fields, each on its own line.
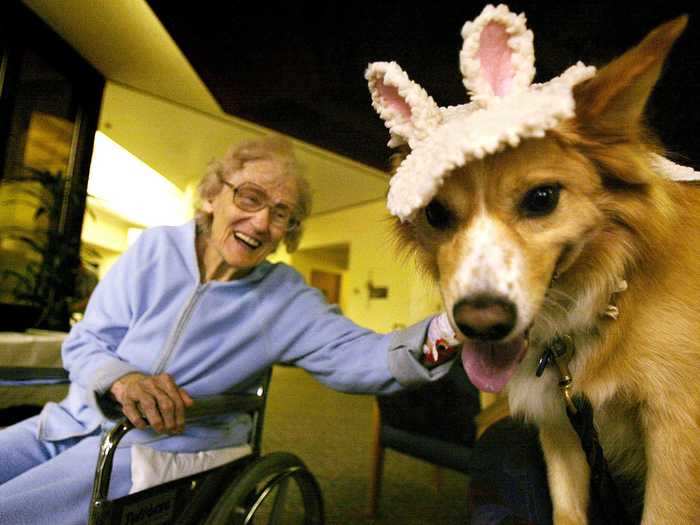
left=536, top=336, right=634, bottom=525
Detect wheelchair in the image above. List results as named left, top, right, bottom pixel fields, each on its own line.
left=1, top=366, right=325, bottom=525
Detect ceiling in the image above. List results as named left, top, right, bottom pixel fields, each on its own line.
left=96, top=82, right=389, bottom=216
left=145, top=0, right=700, bottom=171
left=23, top=0, right=391, bottom=218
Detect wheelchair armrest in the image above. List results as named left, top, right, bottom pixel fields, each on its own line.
left=97, top=391, right=267, bottom=425
left=186, top=393, right=266, bottom=421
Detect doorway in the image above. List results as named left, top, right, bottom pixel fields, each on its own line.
left=310, top=270, right=341, bottom=304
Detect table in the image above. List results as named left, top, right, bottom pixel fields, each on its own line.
left=0, top=330, right=70, bottom=410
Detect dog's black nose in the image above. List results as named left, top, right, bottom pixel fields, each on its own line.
left=453, top=295, right=517, bottom=341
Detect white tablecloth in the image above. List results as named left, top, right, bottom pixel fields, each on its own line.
left=0, top=330, right=67, bottom=368
left=0, top=330, right=69, bottom=410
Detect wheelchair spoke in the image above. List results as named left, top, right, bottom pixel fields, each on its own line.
left=244, top=470, right=296, bottom=524
left=268, top=477, right=290, bottom=525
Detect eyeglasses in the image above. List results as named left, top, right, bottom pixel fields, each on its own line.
left=219, top=179, right=300, bottom=231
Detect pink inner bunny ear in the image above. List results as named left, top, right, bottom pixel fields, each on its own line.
left=460, top=5, right=535, bottom=101
left=366, top=61, right=442, bottom=148
left=376, top=82, right=413, bottom=120
left=478, top=22, right=514, bottom=97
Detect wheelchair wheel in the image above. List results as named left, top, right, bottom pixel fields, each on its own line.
left=203, top=452, right=324, bottom=525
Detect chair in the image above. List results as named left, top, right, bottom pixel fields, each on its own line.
left=368, top=363, right=481, bottom=517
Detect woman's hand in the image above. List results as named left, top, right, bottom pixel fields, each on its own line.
left=109, top=372, right=194, bottom=434
left=422, top=313, right=463, bottom=366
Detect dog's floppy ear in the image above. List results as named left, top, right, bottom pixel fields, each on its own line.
left=574, top=15, right=688, bottom=136
left=366, top=61, right=442, bottom=149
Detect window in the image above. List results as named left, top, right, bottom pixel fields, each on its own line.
left=0, top=2, right=103, bottom=330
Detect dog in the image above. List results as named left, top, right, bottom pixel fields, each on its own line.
left=367, top=5, right=700, bottom=524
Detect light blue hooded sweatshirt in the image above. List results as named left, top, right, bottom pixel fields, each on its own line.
left=38, top=221, right=450, bottom=452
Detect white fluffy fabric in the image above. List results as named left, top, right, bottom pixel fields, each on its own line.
left=386, top=63, right=595, bottom=221
left=366, top=4, right=597, bottom=222
left=366, top=61, right=442, bottom=149
left=460, top=3, right=535, bottom=103
left=652, top=154, right=700, bottom=181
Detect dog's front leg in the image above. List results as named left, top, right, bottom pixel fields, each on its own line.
left=539, top=417, right=590, bottom=525
left=641, top=408, right=700, bottom=524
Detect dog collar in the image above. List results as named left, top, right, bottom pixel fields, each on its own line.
left=535, top=278, right=627, bottom=412
left=536, top=334, right=577, bottom=413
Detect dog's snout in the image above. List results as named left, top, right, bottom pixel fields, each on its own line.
left=453, top=295, right=517, bottom=341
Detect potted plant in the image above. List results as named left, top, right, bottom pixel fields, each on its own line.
left=0, top=166, right=98, bottom=331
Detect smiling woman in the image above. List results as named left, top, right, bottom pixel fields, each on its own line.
left=0, top=133, right=462, bottom=525
left=196, top=137, right=311, bottom=247
left=194, top=137, right=311, bottom=281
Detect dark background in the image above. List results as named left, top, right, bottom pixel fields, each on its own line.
left=146, top=1, right=700, bottom=171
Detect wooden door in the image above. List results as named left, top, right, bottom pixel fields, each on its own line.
left=310, top=270, right=341, bottom=304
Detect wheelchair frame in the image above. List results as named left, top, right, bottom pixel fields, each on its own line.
left=1, top=366, right=324, bottom=525
left=88, top=369, right=324, bottom=525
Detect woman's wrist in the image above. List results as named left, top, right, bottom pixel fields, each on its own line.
left=422, top=313, right=462, bottom=366
left=109, top=372, right=145, bottom=402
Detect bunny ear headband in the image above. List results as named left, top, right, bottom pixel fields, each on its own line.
left=366, top=4, right=698, bottom=222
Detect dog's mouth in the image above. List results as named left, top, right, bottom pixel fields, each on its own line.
left=460, top=330, right=529, bottom=393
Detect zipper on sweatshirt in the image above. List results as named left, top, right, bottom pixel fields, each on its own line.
left=153, top=283, right=209, bottom=374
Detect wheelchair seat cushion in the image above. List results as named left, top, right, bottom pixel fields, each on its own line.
left=129, top=443, right=252, bottom=494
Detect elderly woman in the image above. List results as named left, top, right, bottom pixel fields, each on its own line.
left=0, top=135, right=458, bottom=524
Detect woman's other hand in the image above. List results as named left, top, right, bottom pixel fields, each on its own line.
left=109, top=372, right=194, bottom=434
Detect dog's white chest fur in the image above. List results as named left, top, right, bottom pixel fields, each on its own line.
left=507, top=329, right=647, bottom=493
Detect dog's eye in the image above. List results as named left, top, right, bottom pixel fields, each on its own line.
left=520, top=185, right=561, bottom=217
left=424, top=199, right=453, bottom=230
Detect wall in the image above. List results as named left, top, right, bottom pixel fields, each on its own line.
left=298, top=200, right=441, bottom=333
left=81, top=199, right=140, bottom=278
left=287, top=246, right=348, bottom=310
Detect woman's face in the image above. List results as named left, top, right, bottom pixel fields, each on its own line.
left=202, top=159, right=299, bottom=278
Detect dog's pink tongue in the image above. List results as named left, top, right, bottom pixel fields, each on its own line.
left=461, top=337, right=527, bottom=393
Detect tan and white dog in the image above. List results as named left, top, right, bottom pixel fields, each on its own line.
left=367, top=5, right=700, bottom=524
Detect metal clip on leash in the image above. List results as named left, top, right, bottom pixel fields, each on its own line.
left=536, top=335, right=577, bottom=414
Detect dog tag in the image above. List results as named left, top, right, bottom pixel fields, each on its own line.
left=536, top=335, right=577, bottom=413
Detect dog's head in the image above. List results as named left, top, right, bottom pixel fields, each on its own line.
left=367, top=5, right=687, bottom=392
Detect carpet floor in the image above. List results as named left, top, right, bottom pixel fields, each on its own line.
left=262, top=365, right=472, bottom=524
